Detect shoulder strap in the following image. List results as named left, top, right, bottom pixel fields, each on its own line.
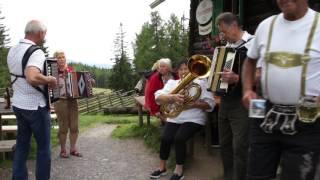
left=21, top=45, right=41, bottom=76
left=10, top=45, right=41, bottom=85
left=235, top=36, right=254, bottom=50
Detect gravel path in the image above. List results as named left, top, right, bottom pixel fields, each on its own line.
left=1, top=124, right=159, bottom=180
left=50, top=124, right=159, bottom=180
left=0, top=124, right=223, bottom=180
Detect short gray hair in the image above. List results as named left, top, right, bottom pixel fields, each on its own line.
left=157, top=58, right=172, bottom=70
left=53, top=50, right=65, bottom=58
left=215, top=12, right=241, bottom=27
left=24, top=20, right=47, bottom=34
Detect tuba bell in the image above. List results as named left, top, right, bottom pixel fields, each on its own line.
left=160, top=54, right=211, bottom=118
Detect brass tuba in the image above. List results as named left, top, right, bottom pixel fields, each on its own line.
left=161, top=55, right=211, bottom=118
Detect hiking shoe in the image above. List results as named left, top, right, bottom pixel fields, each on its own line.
left=170, top=173, right=184, bottom=180
left=149, top=169, right=167, bottom=179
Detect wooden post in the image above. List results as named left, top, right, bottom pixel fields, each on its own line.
left=147, top=113, right=150, bottom=125
left=0, top=115, right=2, bottom=141
left=134, top=96, right=145, bottom=127
left=138, top=102, right=143, bottom=127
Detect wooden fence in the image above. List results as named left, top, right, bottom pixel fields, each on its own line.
left=0, top=88, right=137, bottom=115
left=78, top=89, right=137, bottom=114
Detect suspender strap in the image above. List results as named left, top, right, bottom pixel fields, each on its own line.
left=300, top=13, right=319, bottom=97
left=264, top=15, right=278, bottom=98
left=265, top=12, right=319, bottom=98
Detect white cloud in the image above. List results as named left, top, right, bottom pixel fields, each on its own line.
left=0, top=0, right=190, bottom=67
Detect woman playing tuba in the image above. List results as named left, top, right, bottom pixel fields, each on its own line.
left=149, top=58, right=215, bottom=180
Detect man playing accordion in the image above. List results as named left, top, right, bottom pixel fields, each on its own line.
left=215, top=12, right=254, bottom=180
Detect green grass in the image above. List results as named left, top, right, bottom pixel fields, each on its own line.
left=79, top=114, right=138, bottom=129
left=93, top=88, right=111, bottom=94
left=111, top=122, right=161, bottom=152
left=111, top=121, right=176, bottom=169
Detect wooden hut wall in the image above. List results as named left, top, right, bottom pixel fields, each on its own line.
left=188, top=0, right=320, bottom=57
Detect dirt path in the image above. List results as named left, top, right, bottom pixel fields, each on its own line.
left=50, top=124, right=159, bottom=180
left=1, top=124, right=223, bottom=180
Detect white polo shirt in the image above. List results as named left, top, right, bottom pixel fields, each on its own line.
left=7, top=39, right=47, bottom=110
left=247, top=9, right=320, bottom=104
left=155, top=78, right=215, bottom=125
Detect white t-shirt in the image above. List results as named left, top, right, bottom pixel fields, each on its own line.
left=247, top=9, right=320, bottom=104
left=7, top=39, right=47, bottom=110
left=155, top=78, right=215, bottom=125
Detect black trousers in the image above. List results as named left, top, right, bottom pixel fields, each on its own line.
left=247, top=117, right=320, bottom=180
left=159, top=122, right=202, bottom=165
left=218, top=98, right=250, bottom=180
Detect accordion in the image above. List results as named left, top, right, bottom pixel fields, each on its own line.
left=64, top=71, right=93, bottom=98
left=207, top=47, right=236, bottom=95
left=44, top=58, right=60, bottom=104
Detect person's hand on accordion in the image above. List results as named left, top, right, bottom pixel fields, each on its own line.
left=221, top=69, right=239, bottom=84
left=46, top=76, right=58, bottom=88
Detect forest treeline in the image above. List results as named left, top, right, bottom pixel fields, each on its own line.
left=0, top=11, right=188, bottom=91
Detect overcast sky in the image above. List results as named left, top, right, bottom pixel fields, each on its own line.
left=0, top=0, right=190, bottom=67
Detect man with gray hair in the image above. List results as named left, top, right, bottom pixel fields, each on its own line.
left=215, top=12, right=254, bottom=180
left=7, top=20, right=57, bottom=180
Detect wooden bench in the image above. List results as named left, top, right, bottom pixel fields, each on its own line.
left=134, top=96, right=150, bottom=126
left=0, top=140, right=16, bottom=160
left=1, top=113, right=58, bottom=139
left=0, top=140, right=16, bottom=153
left=1, top=115, right=16, bottom=121
left=2, top=125, right=17, bottom=134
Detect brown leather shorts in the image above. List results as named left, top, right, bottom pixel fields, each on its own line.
left=54, top=98, right=79, bottom=134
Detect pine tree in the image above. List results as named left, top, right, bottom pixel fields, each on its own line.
left=164, top=14, right=189, bottom=65
left=0, top=10, right=11, bottom=87
left=39, top=39, right=49, bottom=57
left=133, top=11, right=166, bottom=72
left=133, top=12, right=189, bottom=72
left=109, top=23, right=135, bottom=91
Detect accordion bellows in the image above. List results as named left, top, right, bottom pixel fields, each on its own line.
left=46, top=59, right=93, bottom=103
left=207, top=47, right=236, bottom=95
left=65, top=71, right=93, bottom=98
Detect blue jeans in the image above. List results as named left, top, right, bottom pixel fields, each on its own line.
left=12, top=106, right=51, bottom=180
